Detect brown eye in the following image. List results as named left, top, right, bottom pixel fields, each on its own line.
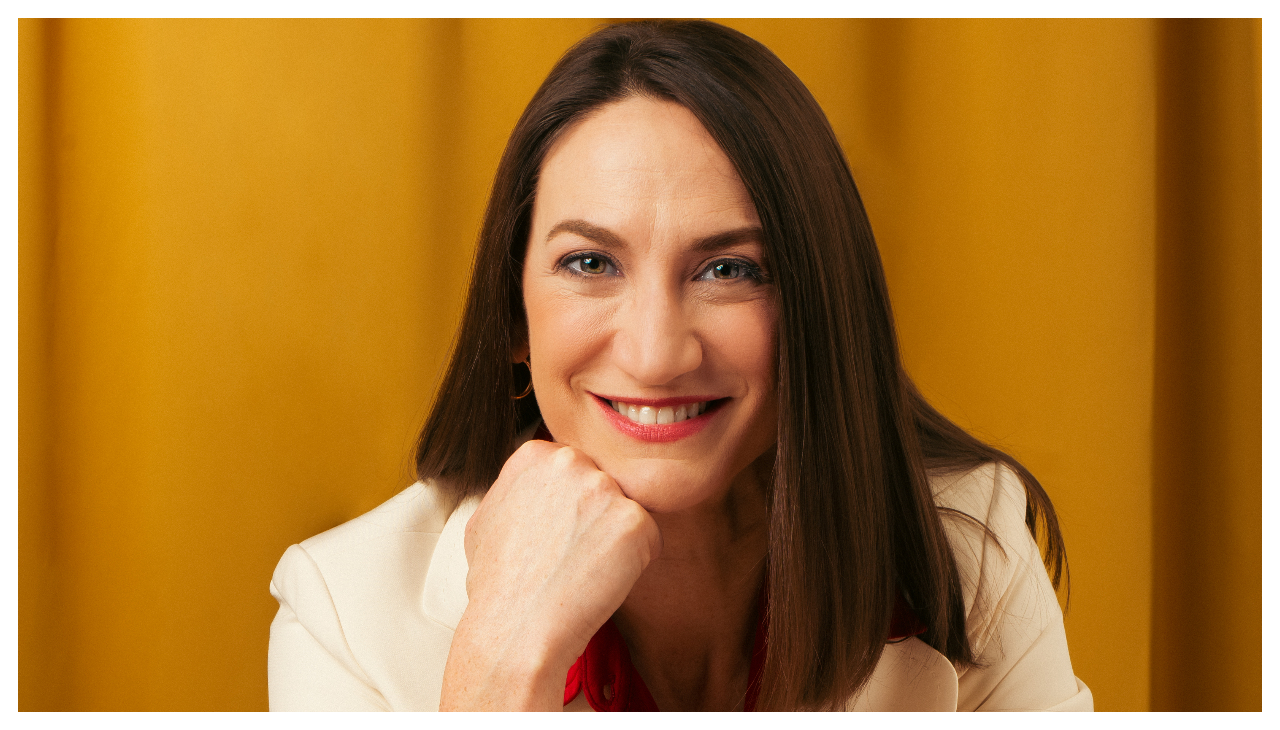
left=567, top=255, right=617, bottom=276
left=698, top=259, right=756, bottom=281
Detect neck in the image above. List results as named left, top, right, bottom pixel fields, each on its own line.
left=613, top=452, right=771, bottom=711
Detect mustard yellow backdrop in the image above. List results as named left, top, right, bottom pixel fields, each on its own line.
left=19, top=19, right=1260, bottom=711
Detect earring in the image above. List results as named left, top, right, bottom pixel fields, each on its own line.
left=513, top=356, right=533, bottom=399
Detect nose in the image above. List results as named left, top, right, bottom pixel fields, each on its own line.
left=612, top=283, right=702, bottom=386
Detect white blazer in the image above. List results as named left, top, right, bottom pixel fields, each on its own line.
left=268, top=462, right=1093, bottom=711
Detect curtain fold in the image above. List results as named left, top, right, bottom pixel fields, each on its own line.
left=1149, top=18, right=1261, bottom=712
left=18, top=18, right=1260, bottom=711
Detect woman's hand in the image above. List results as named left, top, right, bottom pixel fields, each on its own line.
left=438, top=439, right=663, bottom=711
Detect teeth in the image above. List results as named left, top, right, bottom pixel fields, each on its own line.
left=610, top=399, right=712, bottom=425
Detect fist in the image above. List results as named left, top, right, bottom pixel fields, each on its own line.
left=439, top=438, right=662, bottom=710
left=463, top=439, right=662, bottom=653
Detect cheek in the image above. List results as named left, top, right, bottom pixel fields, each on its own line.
left=524, top=284, right=611, bottom=394
left=704, top=301, right=777, bottom=392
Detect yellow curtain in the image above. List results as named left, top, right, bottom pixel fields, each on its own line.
left=18, top=19, right=1260, bottom=711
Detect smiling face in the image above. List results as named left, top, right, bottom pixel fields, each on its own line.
left=522, top=96, right=778, bottom=514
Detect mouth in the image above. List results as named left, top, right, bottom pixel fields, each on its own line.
left=607, top=398, right=713, bottom=425
left=591, top=394, right=726, bottom=443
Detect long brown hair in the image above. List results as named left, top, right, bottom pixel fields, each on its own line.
left=415, top=20, right=1067, bottom=710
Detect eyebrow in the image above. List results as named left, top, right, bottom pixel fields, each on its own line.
left=546, top=219, right=765, bottom=253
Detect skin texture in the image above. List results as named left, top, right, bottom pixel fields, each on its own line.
left=439, top=96, right=776, bottom=711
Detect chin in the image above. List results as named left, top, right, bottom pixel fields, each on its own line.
left=602, top=458, right=733, bottom=514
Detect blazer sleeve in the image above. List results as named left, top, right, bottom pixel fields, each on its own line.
left=268, top=544, right=392, bottom=711
left=937, top=464, right=1093, bottom=711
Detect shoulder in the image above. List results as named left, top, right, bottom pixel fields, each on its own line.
left=929, top=461, right=1028, bottom=539
left=927, top=462, right=1090, bottom=710
left=303, top=480, right=459, bottom=556
left=928, top=462, right=1050, bottom=655
left=271, top=477, right=464, bottom=612
left=929, top=461, right=1043, bottom=580
left=268, top=480, right=467, bottom=711
left=272, top=480, right=458, bottom=606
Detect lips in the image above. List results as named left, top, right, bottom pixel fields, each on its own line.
left=592, top=394, right=723, bottom=443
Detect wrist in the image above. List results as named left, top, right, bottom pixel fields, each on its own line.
left=441, top=604, right=580, bottom=711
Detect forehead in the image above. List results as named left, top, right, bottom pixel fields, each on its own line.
left=533, top=96, right=759, bottom=237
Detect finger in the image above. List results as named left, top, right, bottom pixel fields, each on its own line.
left=507, top=438, right=560, bottom=471
left=614, top=499, right=662, bottom=572
left=491, top=439, right=563, bottom=497
left=640, top=508, right=663, bottom=566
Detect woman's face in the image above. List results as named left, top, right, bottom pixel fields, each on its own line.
left=522, top=96, right=778, bottom=514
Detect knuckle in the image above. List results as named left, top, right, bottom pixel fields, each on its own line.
left=618, top=500, right=648, bottom=532
left=501, top=442, right=536, bottom=475
left=550, top=444, right=578, bottom=470
left=516, top=439, right=552, bottom=462
left=621, top=504, right=660, bottom=559
left=501, top=439, right=556, bottom=481
left=584, top=470, right=613, bottom=495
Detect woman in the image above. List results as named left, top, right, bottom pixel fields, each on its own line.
left=268, top=20, right=1091, bottom=711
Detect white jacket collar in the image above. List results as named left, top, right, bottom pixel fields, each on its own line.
left=420, top=494, right=479, bottom=631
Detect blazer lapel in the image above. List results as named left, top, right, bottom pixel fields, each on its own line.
left=420, top=494, right=480, bottom=631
